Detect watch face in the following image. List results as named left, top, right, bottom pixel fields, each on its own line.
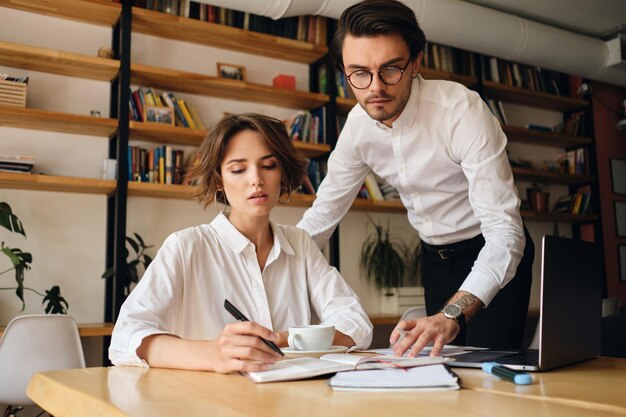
left=443, top=303, right=462, bottom=319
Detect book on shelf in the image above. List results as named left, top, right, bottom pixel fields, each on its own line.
left=128, top=87, right=205, bottom=129
left=482, top=57, right=569, bottom=95
left=0, top=154, right=34, bottom=174
left=328, top=364, right=460, bottom=392
left=128, top=145, right=185, bottom=185
left=525, top=123, right=553, bottom=133
left=245, top=353, right=449, bottom=383
left=364, top=173, right=384, bottom=201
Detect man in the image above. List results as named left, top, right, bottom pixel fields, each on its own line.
left=297, top=0, right=534, bottom=357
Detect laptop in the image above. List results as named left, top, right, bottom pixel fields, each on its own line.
left=446, top=235, right=602, bottom=371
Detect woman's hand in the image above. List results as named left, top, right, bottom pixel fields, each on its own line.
left=207, top=321, right=283, bottom=373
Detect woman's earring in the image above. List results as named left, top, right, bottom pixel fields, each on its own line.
left=278, top=188, right=292, bottom=205
left=214, top=189, right=228, bottom=214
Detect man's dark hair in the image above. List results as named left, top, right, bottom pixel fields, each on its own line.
left=330, top=0, right=426, bottom=71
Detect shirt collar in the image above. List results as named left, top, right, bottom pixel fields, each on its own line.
left=373, top=75, right=421, bottom=131
left=210, top=213, right=295, bottom=257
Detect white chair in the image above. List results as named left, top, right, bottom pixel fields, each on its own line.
left=0, top=314, right=85, bottom=416
left=399, top=306, right=427, bottom=322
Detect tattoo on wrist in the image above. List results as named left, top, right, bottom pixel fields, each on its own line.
left=455, top=294, right=478, bottom=310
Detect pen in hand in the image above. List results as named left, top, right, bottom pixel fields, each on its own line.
left=223, top=299, right=284, bottom=357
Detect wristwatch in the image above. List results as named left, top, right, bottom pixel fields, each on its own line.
left=442, top=303, right=465, bottom=325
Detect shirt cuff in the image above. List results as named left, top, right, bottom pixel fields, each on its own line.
left=459, top=269, right=501, bottom=307
left=321, top=315, right=373, bottom=349
left=109, top=328, right=172, bottom=367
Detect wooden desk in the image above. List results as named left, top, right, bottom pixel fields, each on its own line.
left=0, top=322, right=113, bottom=338
left=27, top=357, right=626, bottom=417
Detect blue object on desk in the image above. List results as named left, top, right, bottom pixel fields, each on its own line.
left=482, top=362, right=533, bottom=385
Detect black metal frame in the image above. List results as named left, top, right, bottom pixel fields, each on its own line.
left=103, top=1, right=132, bottom=363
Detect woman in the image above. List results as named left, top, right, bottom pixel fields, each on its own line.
left=109, top=113, right=372, bottom=373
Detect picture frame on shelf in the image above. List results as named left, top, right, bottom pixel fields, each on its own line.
left=610, top=158, right=626, bottom=195
left=217, top=62, right=247, bottom=81
left=616, top=201, right=626, bottom=238
left=144, top=105, right=174, bottom=126
left=617, top=245, right=626, bottom=282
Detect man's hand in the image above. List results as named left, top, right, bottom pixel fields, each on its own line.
left=389, top=313, right=460, bottom=357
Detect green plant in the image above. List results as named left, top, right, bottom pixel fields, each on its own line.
left=405, top=240, right=422, bottom=287
left=102, top=233, right=153, bottom=296
left=0, top=202, right=68, bottom=313
left=360, top=215, right=407, bottom=296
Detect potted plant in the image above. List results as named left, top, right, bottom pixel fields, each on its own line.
left=1, top=202, right=68, bottom=313
left=360, top=216, right=407, bottom=314
left=527, top=183, right=550, bottom=212
left=102, top=233, right=153, bottom=297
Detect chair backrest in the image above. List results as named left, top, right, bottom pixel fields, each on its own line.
left=399, top=306, right=427, bottom=322
left=0, top=314, right=85, bottom=406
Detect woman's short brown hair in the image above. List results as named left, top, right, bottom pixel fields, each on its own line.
left=186, top=113, right=308, bottom=209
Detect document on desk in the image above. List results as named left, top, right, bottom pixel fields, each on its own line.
left=328, top=364, right=461, bottom=391
left=245, top=354, right=449, bottom=383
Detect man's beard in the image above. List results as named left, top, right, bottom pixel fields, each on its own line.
left=361, top=86, right=411, bottom=123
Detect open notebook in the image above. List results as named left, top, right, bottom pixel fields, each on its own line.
left=245, top=354, right=449, bottom=383
left=328, top=364, right=460, bottom=391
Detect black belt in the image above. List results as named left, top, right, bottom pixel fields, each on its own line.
left=421, top=234, right=485, bottom=260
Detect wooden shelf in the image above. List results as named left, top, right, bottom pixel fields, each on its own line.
left=520, top=210, right=598, bottom=224
left=421, top=67, right=476, bottom=86
left=482, top=80, right=588, bottom=112
left=131, top=64, right=329, bottom=110
left=0, top=40, right=119, bottom=81
left=132, top=7, right=327, bottom=64
left=0, top=172, right=116, bottom=194
left=128, top=181, right=193, bottom=199
left=129, top=121, right=205, bottom=146
left=0, top=0, right=121, bottom=27
left=503, top=125, right=592, bottom=148
left=512, top=167, right=593, bottom=185
left=0, top=322, right=113, bottom=338
left=0, top=106, right=117, bottom=137
left=129, top=122, right=330, bottom=158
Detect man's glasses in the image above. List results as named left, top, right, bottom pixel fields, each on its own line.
left=345, top=59, right=412, bottom=90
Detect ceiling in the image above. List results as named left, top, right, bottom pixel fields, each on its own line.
left=463, top=0, right=626, bottom=39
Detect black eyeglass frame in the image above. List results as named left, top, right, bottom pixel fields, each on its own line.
left=345, top=59, right=413, bottom=90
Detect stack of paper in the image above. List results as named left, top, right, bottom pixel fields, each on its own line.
left=328, top=364, right=461, bottom=391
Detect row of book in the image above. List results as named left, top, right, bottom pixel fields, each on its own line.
left=553, top=192, right=592, bottom=215
left=423, top=44, right=476, bottom=77
left=0, top=154, right=33, bottom=174
left=131, top=1, right=327, bottom=44
left=284, top=108, right=326, bottom=144
left=297, top=159, right=324, bottom=196
left=128, top=145, right=186, bottom=185
left=129, top=87, right=206, bottom=129
left=481, top=56, right=569, bottom=96
left=360, top=173, right=400, bottom=202
left=0, top=73, right=28, bottom=83
left=556, top=148, right=589, bottom=176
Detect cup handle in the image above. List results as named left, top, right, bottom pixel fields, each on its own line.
left=287, top=334, right=303, bottom=350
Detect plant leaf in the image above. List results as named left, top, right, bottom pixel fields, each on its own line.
left=126, top=237, right=140, bottom=254
left=0, top=202, right=26, bottom=237
left=133, top=232, right=145, bottom=247
left=42, top=285, right=68, bottom=314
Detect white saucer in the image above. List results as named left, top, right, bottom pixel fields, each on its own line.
left=282, top=345, right=349, bottom=358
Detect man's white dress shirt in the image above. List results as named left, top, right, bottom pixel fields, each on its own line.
left=110, top=214, right=372, bottom=366
left=298, top=75, right=525, bottom=306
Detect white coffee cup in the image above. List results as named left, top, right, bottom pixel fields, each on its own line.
left=287, top=324, right=335, bottom=351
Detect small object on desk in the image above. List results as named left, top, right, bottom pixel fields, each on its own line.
left=223, top=299, right=284, bottom=357
left=482, top=362, right=533, bottom=385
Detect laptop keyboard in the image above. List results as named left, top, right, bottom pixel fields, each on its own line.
left=497, top=350, right=539, bottom=365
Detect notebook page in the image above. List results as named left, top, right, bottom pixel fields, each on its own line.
left=246, top=357, right=351, bottom=383
left=328, top=364, right=459, bottom=389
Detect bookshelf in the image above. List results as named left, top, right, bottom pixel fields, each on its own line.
left=0, top=0, right=121, bottom=27
left=131, top=7, right=328, bottom=64
left=0, top=172, right=116, bottom=195
left=482, top=80, right=587, bottom=112
left=131, top=64, right=329, bottom=110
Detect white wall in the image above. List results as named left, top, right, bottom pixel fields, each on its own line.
left=1, top=7, right=575, bottom=335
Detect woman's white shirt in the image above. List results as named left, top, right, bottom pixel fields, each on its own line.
left=109, top=214, right=373, bottom=366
